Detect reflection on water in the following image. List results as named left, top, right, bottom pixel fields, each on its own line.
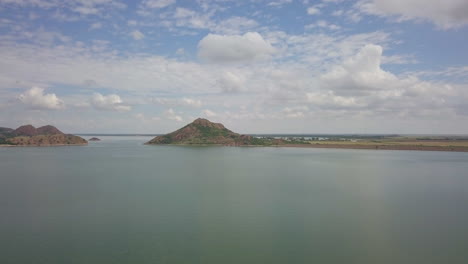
left=1, top=136, right=468, bottom=263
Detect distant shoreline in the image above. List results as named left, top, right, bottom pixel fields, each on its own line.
left=274, top=143, right=468, bottom=152
left=145, top=143, right=468, bottom=152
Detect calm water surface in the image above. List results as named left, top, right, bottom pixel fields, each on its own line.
left=1, top=136, right=468, bottom=264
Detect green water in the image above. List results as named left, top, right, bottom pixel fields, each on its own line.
left=1, top=136, right=468, bottom=264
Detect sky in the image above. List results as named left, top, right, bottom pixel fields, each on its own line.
left=1, top=0, right=468, bottom=134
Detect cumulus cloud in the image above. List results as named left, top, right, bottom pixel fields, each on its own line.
left=198, top=32, right=275, bottom=63
left=320, top=44, right=397, bottom=95
left=313, top=44, right=462, bottom=115
left=357, top=0, right=468, bottom=29
left=91, top=93, right=131, bottom=111
left=18, top=87, right=64, bottom=110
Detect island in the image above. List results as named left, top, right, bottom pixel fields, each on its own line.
left=145, top=118, right=283, bottom=146
left=146, top=118, right=468, bottom=152
left=89, top=137, right=101, bottom=141
left=0, top=125, right=87, bottom=146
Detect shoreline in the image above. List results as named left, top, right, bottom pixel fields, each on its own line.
left=145, top=143, right=468, bottom=152
left=3, top=141, right=467, bottom=152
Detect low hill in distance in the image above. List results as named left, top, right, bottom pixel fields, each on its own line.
left=145, top=118, right=284, bottom=146
left=0, top=125, right=87, bottom=146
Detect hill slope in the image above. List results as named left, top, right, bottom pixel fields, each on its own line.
left=0, top=125, right=87, bottom=146
left=146, top=118, right=275, bottom=146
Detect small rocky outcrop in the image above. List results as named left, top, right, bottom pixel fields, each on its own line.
left=89, top=137, right=101, bottom=141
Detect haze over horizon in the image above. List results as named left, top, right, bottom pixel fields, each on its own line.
left=1, top=0, right=468, bottom=134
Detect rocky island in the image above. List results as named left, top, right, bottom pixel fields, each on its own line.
left=146, top=118, right=283, bottom=146
left=89, top=137, right=101, bottom=141
left=0, top=125, right=87, bottom=146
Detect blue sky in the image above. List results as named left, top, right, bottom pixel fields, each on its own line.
left=1, top=0, right=468, bottom=133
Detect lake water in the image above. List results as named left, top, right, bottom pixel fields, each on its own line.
left=1, top=136, right=468, bottom=264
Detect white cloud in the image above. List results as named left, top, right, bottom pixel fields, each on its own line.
left=0, top=0, right=127, bottom=16
left=320, top=44, right=398, bottom=95
left=2, top=27, right=467, bottom=132
left=268, top=0, right=292, bottom=7
left=306, top=20, right=340, bottom=30
left=163, top=108, right=183, bottom=121
left=181, top=98, right=202, bottom=107
left=131, top=30, right=145, bottom=40
left=306, top=91, right=363, bottom=108
left=91, top=93, right=131, bottom=111
left=0, top=0, right=56, bottom=8
left=198, top=32, right=275, bottom=63
left=153, top=97, right=202, bottom=108
left=307, top=7, right=321, bottom=15
left=212, top=16, right=258, bottom=35
left=312, top=44, right=463, bottom=116
left=174, top=7, right=195, bottom=18
left=357, top=0, right=468, bottom=29
left=202, top=109, right=217, bottom=117
left=157, top=7, right=257, bottom=35
left=141, top=0, right=176, bottom=9
left=18, top=86, right=64, bottom=110
left=282, top=106, right=308, bottom=118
